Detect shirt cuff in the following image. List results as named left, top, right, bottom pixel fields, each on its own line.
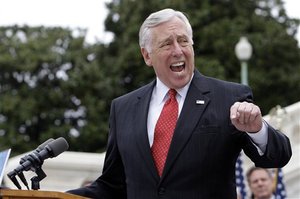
left=246, top=120, right=268, bottom=155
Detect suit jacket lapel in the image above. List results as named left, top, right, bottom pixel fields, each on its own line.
left=133, top=81, right=159, bottom=180
left=161, top=71, right=211, bottom=179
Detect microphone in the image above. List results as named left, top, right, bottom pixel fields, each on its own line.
left=7, top=137, right=69, bottom=189
left=15, top=138, right=55, bottom=190
left=19, top=138, right=55, bottom=165
left=14, top=137, right=69, bottom=174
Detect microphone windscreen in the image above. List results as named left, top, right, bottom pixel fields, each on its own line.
left=47, top=137, right=69, bottom=157
left=36, top=138, right=55, bottom=152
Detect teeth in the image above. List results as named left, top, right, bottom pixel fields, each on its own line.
left=171, top=62, right=184, bottom=67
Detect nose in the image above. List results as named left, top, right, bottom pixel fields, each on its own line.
left=257, top=179, right=265, bottom=186
left=172, top=41, right=183, bottom=57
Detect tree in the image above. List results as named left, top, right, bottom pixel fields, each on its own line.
left=0, top=26, right=110, bottom=154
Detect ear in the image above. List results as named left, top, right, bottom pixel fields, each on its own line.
left=141, top=48, right=152, bottom=66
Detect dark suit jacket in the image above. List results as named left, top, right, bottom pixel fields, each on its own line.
left=68, top=70, right=292, bottom=199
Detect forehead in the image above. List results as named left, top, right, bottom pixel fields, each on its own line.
left=151, top=17, right=188, bottom=40
left=250, top=170, right=270, bottom=180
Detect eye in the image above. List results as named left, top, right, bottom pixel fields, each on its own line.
left=162, top=41, right=171, bottom=47
left=159, top=41, right=172, bottom=50
left=178, top=37, right=189, bottom=46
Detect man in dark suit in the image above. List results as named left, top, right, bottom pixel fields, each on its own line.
left=67, top=8, right=292, bottom=199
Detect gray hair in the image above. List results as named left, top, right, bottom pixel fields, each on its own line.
left=139, top=8, right=193, bottom=52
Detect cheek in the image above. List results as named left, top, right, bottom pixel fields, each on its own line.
left=185, top=48, right=194, bottom=57
left=154, top=53, right=170, bottom=64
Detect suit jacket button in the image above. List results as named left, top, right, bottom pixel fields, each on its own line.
left=158, top=187, right=166, bottom=195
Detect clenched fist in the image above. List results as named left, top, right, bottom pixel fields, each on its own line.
left=230, top=102, right=263, bottom=133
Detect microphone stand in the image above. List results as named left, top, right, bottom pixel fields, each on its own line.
left=7, top=152, right=47, bottom=190
left=30, top=167, right=46, bottom=190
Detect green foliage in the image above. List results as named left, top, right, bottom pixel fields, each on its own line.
left=1, top=0, right=300, bottom=154
left=0, top=26, right=110, bottom=154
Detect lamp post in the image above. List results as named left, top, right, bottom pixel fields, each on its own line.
left=235, top=37, right=253, bottom=86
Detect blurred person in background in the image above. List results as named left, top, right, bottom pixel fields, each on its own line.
left=247, top=167, right=275, bottom=199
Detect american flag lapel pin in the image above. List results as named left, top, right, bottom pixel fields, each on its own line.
left=196, top=100, right=205, bottom=105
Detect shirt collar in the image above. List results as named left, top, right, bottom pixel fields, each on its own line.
left=155, top=73, right=194, bottom=103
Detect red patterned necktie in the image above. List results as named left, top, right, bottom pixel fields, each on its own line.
left=151, top=89, right=178, bottom=177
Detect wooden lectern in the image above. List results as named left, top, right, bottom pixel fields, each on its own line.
left=0, top=189, right=89, bottom=199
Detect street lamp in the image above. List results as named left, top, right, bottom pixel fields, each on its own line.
left=235, top=36, right=253, bottom=85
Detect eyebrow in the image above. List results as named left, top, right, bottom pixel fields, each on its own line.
left=157, top=36, right=172, bottom=45
left=157, top=34, right=189, bottom=45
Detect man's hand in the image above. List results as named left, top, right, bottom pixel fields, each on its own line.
left=230, top=102, right=263, bottom=133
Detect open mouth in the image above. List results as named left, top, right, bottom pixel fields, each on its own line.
left=170, top=61, right=185, bottom=72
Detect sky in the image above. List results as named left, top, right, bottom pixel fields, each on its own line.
left=0, top=0, right=112, bottom=44
left=0, top=0, right=299, bottom=44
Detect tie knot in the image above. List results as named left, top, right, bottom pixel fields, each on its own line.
left=168, top=89, right=177, bottom=100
